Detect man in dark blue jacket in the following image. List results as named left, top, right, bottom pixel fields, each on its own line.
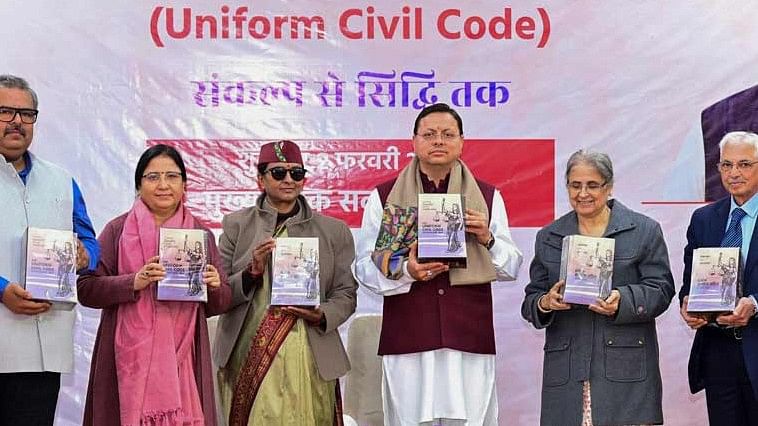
left=681, top=130, right=758, bottom=426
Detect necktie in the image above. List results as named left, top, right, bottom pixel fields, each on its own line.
left=722, top=207, right=747, bottom=248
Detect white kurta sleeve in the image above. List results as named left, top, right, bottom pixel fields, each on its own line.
left=352, top=189, right=416, bottom=296
left=488, top=189, right=523, bottom=281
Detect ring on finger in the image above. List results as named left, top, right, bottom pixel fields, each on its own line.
left=426, top=270, right=433, bottom=278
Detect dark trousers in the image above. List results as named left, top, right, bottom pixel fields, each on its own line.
left=0, top=372, right=60, bottom=426
left=701, top=328, right=758, bottom=426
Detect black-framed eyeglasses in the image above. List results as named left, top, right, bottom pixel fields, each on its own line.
left=717, top=161, right=758, bottom=173
left=264, top=166, right=307, bottom=182
left=0, top=106, right=39, bottom=124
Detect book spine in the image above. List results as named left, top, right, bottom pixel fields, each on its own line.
left=559, top=235, right=570, bottom=283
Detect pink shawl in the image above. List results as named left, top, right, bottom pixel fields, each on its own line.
left=115, top=198, right=204, bottom=426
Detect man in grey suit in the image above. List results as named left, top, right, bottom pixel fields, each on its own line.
left=213, top=140, right=357, bottom=425
left=0, top=74, right=99, bottom=424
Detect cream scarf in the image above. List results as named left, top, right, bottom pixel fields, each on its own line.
left=372, top=158, right=496, bottom=285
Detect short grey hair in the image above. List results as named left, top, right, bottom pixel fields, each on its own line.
left=0, top=75, right=38, bottom=109
left=718, top=131, right=758, bottom=157
left=565, top=149, right=614, bottom=185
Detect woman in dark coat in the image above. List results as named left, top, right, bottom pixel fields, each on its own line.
left=522, top=150, right=675, bottom=425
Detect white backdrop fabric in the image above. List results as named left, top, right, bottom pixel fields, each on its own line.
left=3, top=1, right=758, bottom=424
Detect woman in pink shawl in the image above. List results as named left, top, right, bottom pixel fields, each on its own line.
left=78, top=144, right=231, bottom=425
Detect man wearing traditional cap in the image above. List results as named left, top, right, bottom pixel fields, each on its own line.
left=214, top=140, right=357, bottom=425
left=353, top=103, right=523, bottom=425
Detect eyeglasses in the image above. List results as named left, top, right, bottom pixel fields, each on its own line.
left=263, top=166, right=307, bottom=182
left=0, top=106, right=39, bottom=124
left=717, top=161, right=758, bottom=173
left=142, top=171, right=183, bottom=184
left=567, top=181, right=608, bottom=194
left=416, top=131, right=461, bottom=142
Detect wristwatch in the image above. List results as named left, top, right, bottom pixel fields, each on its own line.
left=484, top=234, right=495, bottom=250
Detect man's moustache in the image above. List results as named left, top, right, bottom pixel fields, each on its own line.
left=3, top=126, right=26, bottom=136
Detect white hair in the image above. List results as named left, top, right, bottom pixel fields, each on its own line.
left=719, top=131, right=758, bottom=157
left=565, top=149, right=614, bottom=185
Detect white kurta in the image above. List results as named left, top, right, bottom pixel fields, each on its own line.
left=352, top=189, right=523, bottom=426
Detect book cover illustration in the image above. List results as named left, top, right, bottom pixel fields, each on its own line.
left=687, top=247, right=740, bottom=313
left=559, top=235, right=615, bottom=305
left=271, top=237, right=320, bottom=306
left=417, top=193, right=467, bottom=267
left=24, top=227, right=78, bottom=303
left=157, top=228, right=208, bottom=302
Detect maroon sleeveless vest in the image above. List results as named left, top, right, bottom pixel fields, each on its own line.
left=375, top=175, right=498, bottom=355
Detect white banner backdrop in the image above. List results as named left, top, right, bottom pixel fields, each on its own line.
left=3, top=1, right=758, bottom=424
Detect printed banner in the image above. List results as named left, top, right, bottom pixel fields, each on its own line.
left=4, top=1, right=758, bottom=425
left=149, top=139, right=555, bottom=227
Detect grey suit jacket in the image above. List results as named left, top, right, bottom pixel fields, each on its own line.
left=213, top=195, right=357, bottom=380
left=522, top=200, right=675, bottom=426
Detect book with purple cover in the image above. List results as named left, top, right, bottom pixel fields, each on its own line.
left=157, top=228, right=208, bottom=302
left=687, top=247, right=740, bottom=313
left=417, top=193, right=467, bottom=268
left=271, top=237, right=320, bottom=306
left=24, top=227, right=78, bottom=303
left=559, top=235, right=615, bottom=305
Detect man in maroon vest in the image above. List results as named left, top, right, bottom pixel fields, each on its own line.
left=353, top=103, right=523, bottom=425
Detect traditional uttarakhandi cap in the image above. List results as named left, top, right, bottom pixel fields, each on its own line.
left=258, top=140, right=304, bottom=165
